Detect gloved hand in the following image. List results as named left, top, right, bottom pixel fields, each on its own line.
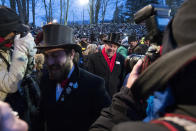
left=14, top=33, right=37, bottom=57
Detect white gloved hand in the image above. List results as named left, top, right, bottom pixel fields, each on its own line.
left=14, top=33, right=37, bottom=57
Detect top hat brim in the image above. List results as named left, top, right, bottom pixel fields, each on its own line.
left=0, top=20, right=29, bottom=37
left=103, top=40, right=120, bottom=46
left=131, top=42, right=196, bottom=100
left=35, top=43, right=81, bottom=53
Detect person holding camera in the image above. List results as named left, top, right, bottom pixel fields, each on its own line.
left=0, top=6, right=36, bottom=100
left=90, top=0, right=196, bottom=131
left=0, top=6, right=38, bottom=130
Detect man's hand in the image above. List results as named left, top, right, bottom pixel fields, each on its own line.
left=125, top=59, right=143, bottom=88
left=0, top=101, right=28, bottom=131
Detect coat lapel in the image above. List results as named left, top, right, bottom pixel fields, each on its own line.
left=113, top=54, right=120, bottom=73
left=99, top=52, right=111, bottom=72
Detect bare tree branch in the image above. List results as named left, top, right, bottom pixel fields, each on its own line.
left=16, top=0, right=25, bottom=23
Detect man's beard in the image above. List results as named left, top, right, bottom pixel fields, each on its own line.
left=48, top=59, right=73, bottom=82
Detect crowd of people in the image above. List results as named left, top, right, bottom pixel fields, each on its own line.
left=70, top=23, right=146, bottom=40
left=0, top=0, right=196, bottom=131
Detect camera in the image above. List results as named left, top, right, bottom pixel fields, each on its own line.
left=125, top=44, right=160, bottom=73
left=134, top=4, right=171, bottom=45
left=124, top=4, right=169, bottom=73
left=125, top=54, right=145, bottom=73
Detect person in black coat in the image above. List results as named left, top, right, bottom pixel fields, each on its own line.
left=35, top=24, right=111, bottom=131
left=90, top=1, right=196, bottom=130
left=88, top=33, right=125, bottom=97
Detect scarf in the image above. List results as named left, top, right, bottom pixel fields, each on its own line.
left=143, top=87, right=175, bottom=122
left=0, top=37, right=12, bottom=48
left=102, top=47, right=117, bottom=72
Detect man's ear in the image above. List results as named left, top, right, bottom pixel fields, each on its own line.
left=70, top=49, right=75, bottom=60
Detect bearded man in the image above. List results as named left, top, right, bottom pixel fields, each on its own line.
left=35, top=24, right=111, bottom=131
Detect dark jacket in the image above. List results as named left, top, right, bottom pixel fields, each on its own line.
left=89, top=87, right=146, bottom=131
left=37, top=66, right=111, bottom=131
left=82, top=55, right=89, bottom=70
left=90, top=86, right=196, bottom=131
left=87, top=52, right=125, bottom=97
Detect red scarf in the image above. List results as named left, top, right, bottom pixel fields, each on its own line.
left=0, top=37, right=12, bottom=48
left=102, top=47, right=117, bottom=72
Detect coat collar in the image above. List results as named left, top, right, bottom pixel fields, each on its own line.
left=98, top=52, right=121, bottom=72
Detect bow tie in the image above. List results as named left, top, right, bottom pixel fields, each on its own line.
left=60, top=78, right=69, bottom=88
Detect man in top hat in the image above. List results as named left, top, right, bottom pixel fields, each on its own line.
left=88, top=33, right=125, bottom=97
left=128, top=33, right=139, bottom=54
left=35, top=24, right=111, bottom=131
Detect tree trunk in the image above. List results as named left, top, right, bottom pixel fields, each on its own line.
left=63, top=0, right=66, bottom=24
left=113, top=0, right=119, bottom=23
left=27, top=0, right=29, bottom=24
left=101, top=0, right=109, bottom=23
left=32, top=0, right=35, bottom=26
left=89, top=0, right=95, bottom=24
left=43, top=0, right=49, bottom=23
left=49, top=0, right=52, bottom=22
left=95, top=0, right=101, bottom=24
left=64, top=0, right=69, bottom=25
left=1, top=0, right=5, bottom=5
left=9, top=0, right=16, bottom=12
left=60, top=0, right=63, bottom=24
left=22, top=0, right=27, bottom=24
left=16, top=0, right=25, bottom=23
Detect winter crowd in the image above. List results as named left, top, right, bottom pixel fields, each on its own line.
left=0, top=0, right=196, bottom=131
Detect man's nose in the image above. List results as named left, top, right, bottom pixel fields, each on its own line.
left=47, top=56, right=56, bottom=66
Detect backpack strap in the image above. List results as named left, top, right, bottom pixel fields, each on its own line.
left=0, top=52, right=10, bottom=70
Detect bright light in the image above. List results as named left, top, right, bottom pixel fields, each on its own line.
left=52, top=19, right=58, bottom=23
left=79, top=0, right=89, bottom=6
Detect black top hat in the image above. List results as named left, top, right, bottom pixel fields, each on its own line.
left=128, top=33, right=137, bottom=43
left=103, top=33, right=120, bottom=46
left=0, top=6, right=29, bottom=37
left=36, top=24, right=81, bottom=53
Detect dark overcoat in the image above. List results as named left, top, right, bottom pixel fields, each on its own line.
left=87, top=52, right=125, bottom=97
left=37, top=66, right=111, bottom=131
